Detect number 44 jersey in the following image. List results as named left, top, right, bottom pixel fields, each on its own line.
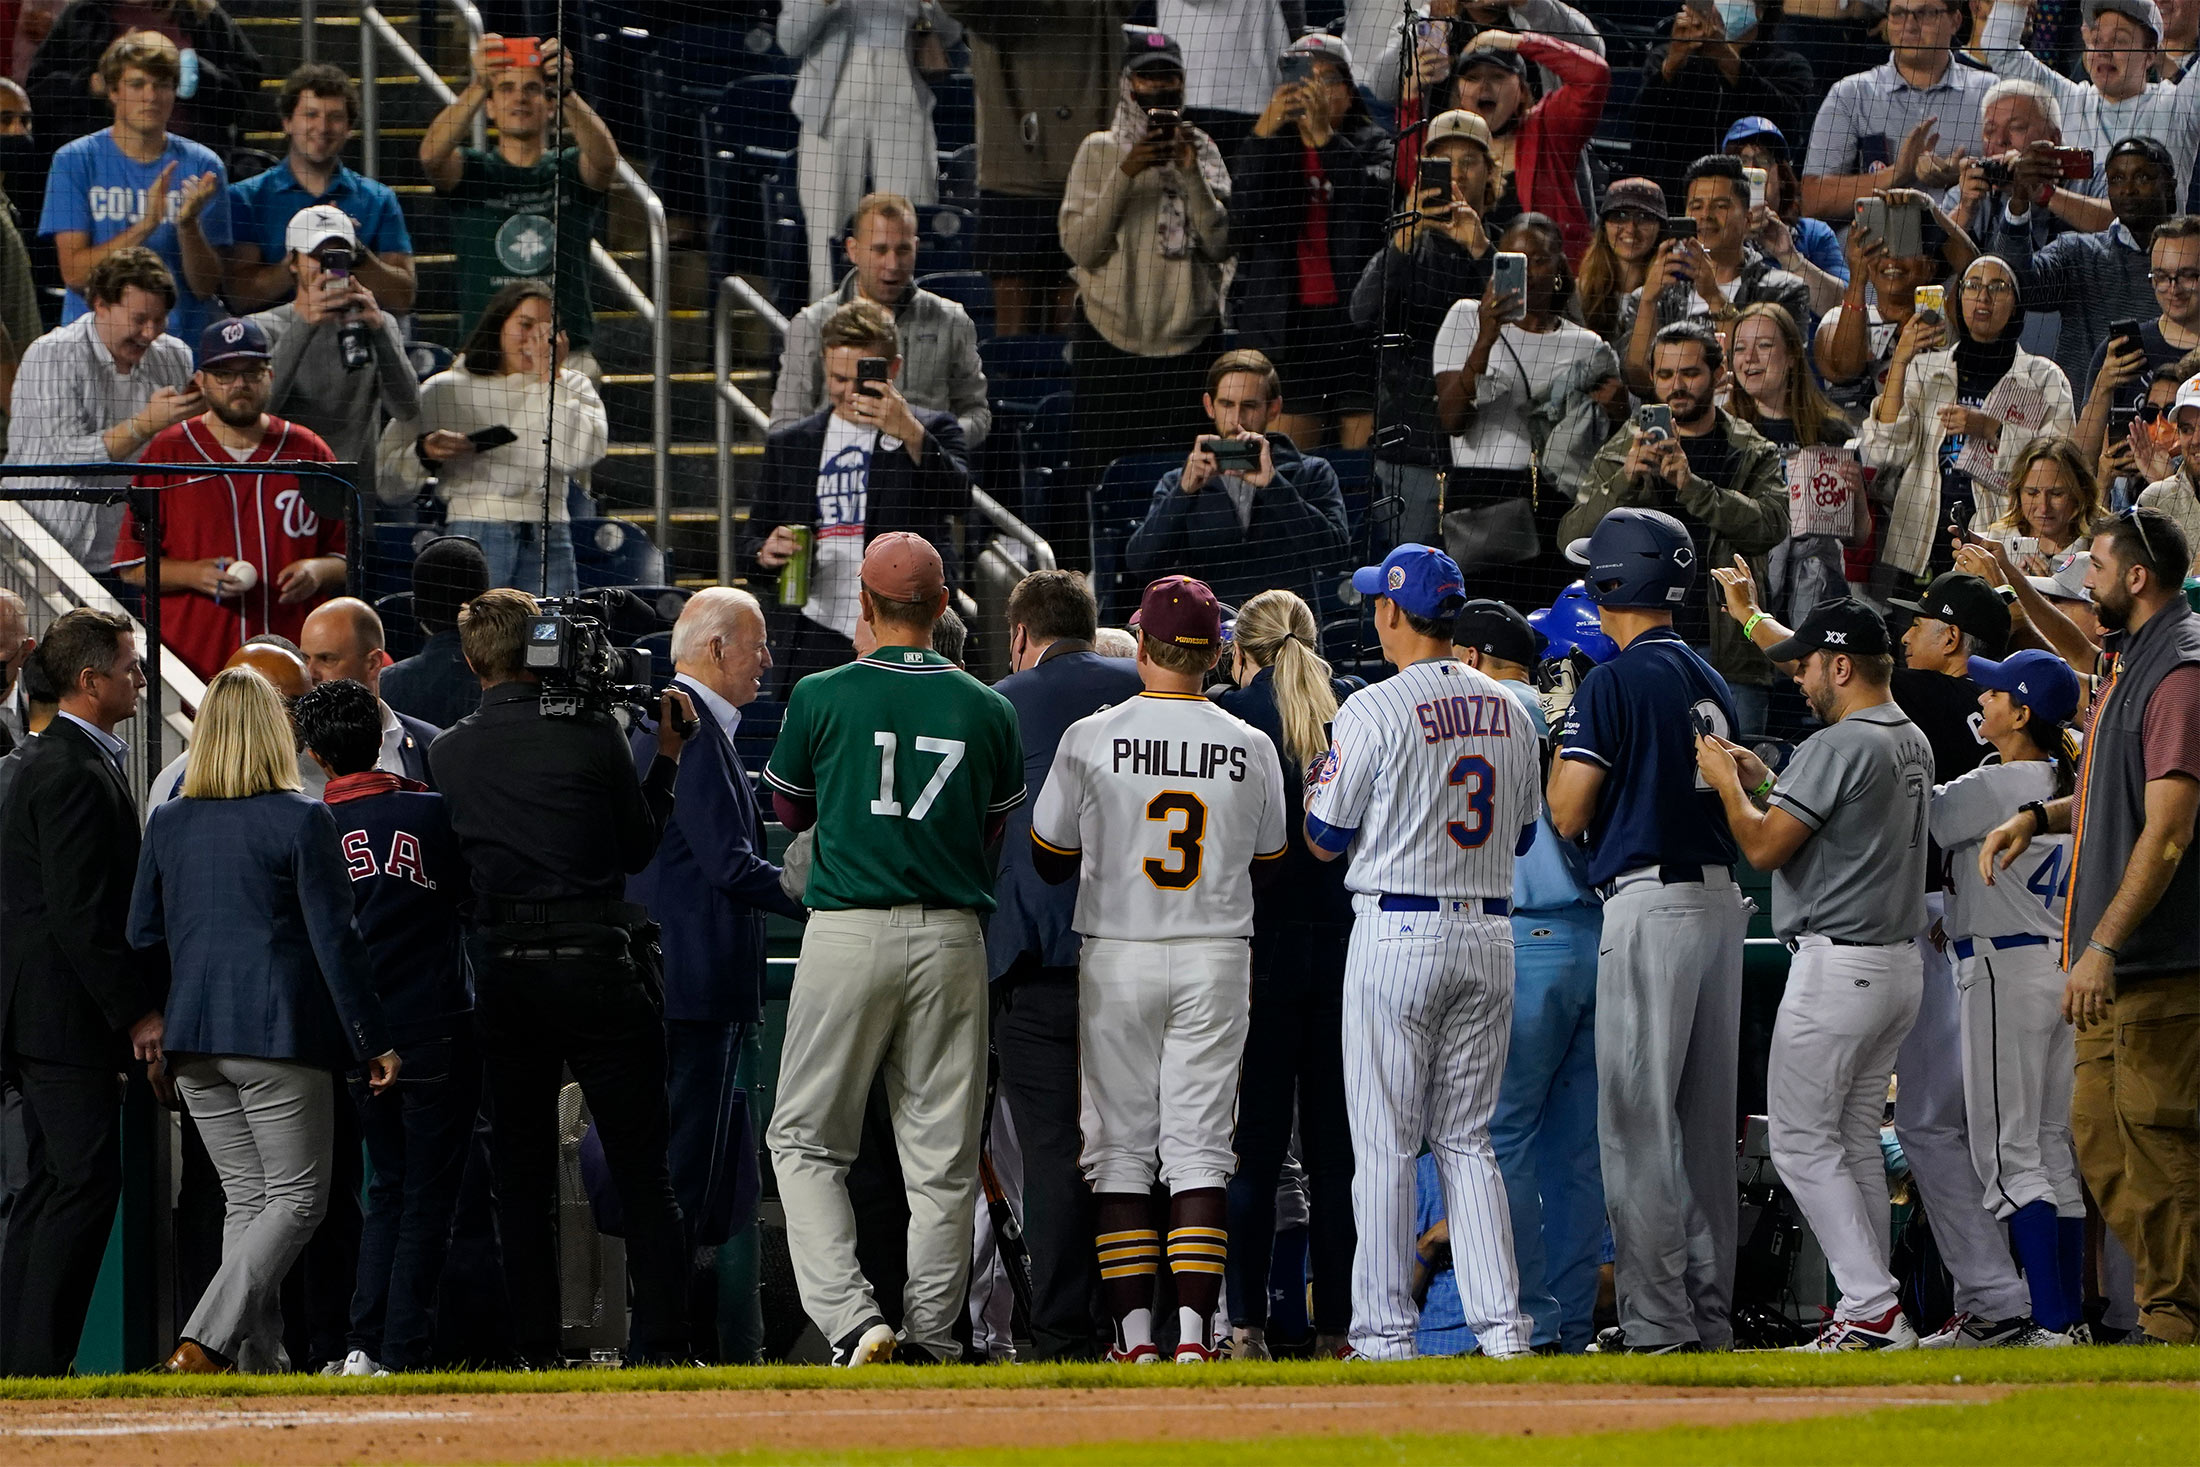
left=1031, top=691, right=1290, bottom=940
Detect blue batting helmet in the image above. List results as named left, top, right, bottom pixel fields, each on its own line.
left=1529, top=581, right=1618, bottom=664
left=1563, top=508, right=1698, bottom=611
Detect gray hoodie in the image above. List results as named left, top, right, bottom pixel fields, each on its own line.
left=249, top=301, right=420, bottom=469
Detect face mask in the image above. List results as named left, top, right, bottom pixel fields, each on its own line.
left=1717, top=0, right=1758, bottom=37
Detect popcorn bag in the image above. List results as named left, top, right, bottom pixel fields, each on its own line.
left=1785, top=446, right=1868, bottom=543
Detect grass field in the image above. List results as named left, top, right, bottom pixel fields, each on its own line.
left=3, top=1350, right=2193, bottom=1466
left=5, top=1345, right=2197, bottom=1398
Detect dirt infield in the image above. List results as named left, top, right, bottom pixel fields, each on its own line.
left=0, top=1380, right=2011, bottom=1466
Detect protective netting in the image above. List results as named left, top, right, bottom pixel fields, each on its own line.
left=0, top=1, right=2187, bottom=696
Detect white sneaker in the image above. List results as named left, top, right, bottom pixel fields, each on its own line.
left=338, top=1348, right=385, bottom=1377
left=1920, top=1313, right=2066, bottom=1349
left=1787, top=1307, right=1919, bottom=1352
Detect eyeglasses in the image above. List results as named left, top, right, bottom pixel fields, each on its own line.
left=1886, top=5, right=1953, bottom=24
left=1965, top=279, right=2017, bottom=298
left=203, top=365, right=270, bottom=386
left=2148, top=268, right=2200, bottom=289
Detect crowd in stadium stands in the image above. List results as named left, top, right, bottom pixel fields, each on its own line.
left=2, top=0, right=2200, bottom=1378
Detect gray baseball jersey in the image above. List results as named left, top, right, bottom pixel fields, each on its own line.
left=1931, top=759, right=2069, bottom=944
left=1031, top=691, right=1289, bottom=940
left=1768, top=701, right=1935, bottom=942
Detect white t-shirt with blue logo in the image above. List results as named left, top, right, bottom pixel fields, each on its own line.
left=807, top=413, right=875, bottom=638
left=40, top=130, right=234, bottom=341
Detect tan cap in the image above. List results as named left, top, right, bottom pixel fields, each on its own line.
left=860, top=531, right=945, bottom=603
left=1426, top=109, right=1493, bottom=154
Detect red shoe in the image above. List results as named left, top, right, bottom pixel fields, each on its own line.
left=1107, top=1342, right=1162, bottom=1364
left=1174, top=1341, right=1216, bottom=1364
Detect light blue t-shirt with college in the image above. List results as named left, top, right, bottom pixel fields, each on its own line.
left=40, top=130, right=234, bottom=341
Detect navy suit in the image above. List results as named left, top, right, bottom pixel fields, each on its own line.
left=628, top=686, right=803, bottom=1357
left=987, top=641, right=1142, bottom=1359
left=381, top=631, right=479, bottom=733
left=392, top=711, right=440, bottom=787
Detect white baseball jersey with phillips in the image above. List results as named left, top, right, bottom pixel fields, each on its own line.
left=1306, top=658, right=1542, bottom=897
left=1031, top=691, right=1290, bottom=939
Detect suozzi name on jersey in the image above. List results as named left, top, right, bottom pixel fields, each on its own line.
left=1031, top=691, right=1289, bottom=941
left=1306, top=659, right=1542, bottom=901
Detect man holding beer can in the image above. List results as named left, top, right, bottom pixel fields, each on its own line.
left=748, top=298, right=973, bottom=694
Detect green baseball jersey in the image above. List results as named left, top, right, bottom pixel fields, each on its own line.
left=763, top=646, right=1025, bottom=911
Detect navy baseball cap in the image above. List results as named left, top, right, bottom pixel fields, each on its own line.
left=1564, top=508, right=1697, bottom=610
left=1968, top=650, right=2081, bottom=726
left=1765, top=597, right=1891, bottom=663
left=1352, top=544, right=1466, bottom=621
left=1723, top=115, right=1786, bottom=154
left=1122, top=25, right=1183, bottom=74
left=1453, top=599, right=1544, bottom=667
left=196, top=316, right=270, bottom=370
left=1889, top=571, right=2011, bottom=658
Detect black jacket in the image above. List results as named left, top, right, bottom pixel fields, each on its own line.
left=1229, top=116, right=1394, bottom=347
left=1351, top=232, right=1494, bottom=467
left=1626, top=39, right=1816, bottom=200
left=0, top=718, right=161, bottom=1065
left=1215, top=667, right=1356, bottom=928
left=1123, top=433, right=1350, bottom=612
left=744, top=406, right=972, bottom=582
left=26, top=1, right=264, bottom=150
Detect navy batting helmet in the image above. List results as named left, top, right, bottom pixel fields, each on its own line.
left=1563, top=508, right=1697, bottom=610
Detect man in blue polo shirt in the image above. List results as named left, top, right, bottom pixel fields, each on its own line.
left=1546, top=507, right=1749, bottom=1355
left=40, top=31, right=231, bottom=343
left=226, top=65, right=415, bottom=314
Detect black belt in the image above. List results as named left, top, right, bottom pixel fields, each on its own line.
left=1784, top=934, right=1905, bottom=951
left=481, top=896, right=652, bottom=928
left=1378, top=894, right=1510, bottom=916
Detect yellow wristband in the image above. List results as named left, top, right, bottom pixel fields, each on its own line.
left=1742, top=611, right=1768, bottom=640
left=1752, top=773, right=1775, bottom=801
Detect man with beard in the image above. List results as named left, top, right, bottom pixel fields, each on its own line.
left=1982, top=505, right=2200, bottom=1346
left=1697, top=598, right=1935, bottom=1350
left=113, top=316, right=346, bottom=682
left=1564, top=320, right=1789, bottom=735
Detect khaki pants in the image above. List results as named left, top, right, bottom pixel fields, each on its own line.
left=2072, top=972, right=2200, bottom=1343
left=765, top=906, right=988, bottom=1355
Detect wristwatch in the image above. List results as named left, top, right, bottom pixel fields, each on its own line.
left=2020, top=799, right=2050, bottom=837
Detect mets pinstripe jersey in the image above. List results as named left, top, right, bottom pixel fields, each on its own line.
left=1030, top=691, right=1290, bottom=940
left=1305, top=658, right=1541, bottom=899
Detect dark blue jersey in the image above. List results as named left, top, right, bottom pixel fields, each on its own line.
left=1556, top=626, right=1740, bottom=887
left=324, top=772, right=471, bottom=1045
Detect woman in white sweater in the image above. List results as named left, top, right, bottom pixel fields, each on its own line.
left=377, top=282, right=608, bottom=595
left=1859, top=254, right=2073, bottom=586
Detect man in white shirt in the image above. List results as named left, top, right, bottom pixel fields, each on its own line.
left=298, top=597, right=439, bottom=783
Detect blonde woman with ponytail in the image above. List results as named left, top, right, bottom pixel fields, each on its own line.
left=1214, top=590, right=1360, bottom=1360
left=1924, top=649, right=2086, bottom=1343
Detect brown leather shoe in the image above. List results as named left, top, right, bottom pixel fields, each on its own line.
left=160, top=1340, right=232, bottom=1374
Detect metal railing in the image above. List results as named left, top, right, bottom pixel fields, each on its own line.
left=359, top=3, right=673, bottom=548
left=712, top=277, right=1053, bottom=597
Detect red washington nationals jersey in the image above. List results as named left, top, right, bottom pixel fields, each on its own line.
left=114, top=415, right=345, bottom=680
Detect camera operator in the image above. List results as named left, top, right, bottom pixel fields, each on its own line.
left=427, top=587, right=700, bottom=1368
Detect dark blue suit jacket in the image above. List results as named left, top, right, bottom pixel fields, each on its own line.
left=382, top=631, right=480, bottom=733
left=129, top=790, right=392, bottom=1069
left=987, top=642, right=1144, bottom=980
left=393, top=710, right=439, bottom=786
left=626, top=688, right=806, bottom=1024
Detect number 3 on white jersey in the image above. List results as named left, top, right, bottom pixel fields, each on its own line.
left=1448, top=754, right=1494, bottom=849
left=871, top=732, right=967, bottom=820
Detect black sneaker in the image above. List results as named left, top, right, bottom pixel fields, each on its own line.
left=831, top=1318, right=897, bottom=1367
left=1586, top=1327, right=1699, bottom=1355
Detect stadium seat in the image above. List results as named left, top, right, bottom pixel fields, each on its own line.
left=408, top=342, right=455, bottom=382
left=917, top=204, right=977, bottom=277
left=980, top=334, right=1073, bottom=395
left=721, top=74, right=799, bottom=172
left=1325, top=447, right=1374, bottom=541
left=365, top=522, right=443, bottom=605
left=915, top=269, right=993, bottom=338
left=938, top=142, right=980, bottom=208
left=630, top=630, right=675, bottom=693
left=930, top=72, right=976, bottom=156
left=573, top=518, right=666, bottom=590
left=1087, top=452, right=1181, bottom=624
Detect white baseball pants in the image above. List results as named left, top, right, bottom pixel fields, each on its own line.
left=1343, top=898, right=1530, bottom=1359
left=1893, top=903, right=2033, bottom=1320
left=1954, top=942, right=2082, bottom=1221
left=1768, top=936, right=1922, bottom=1322
left=1077, top=936, right=1251, bottom=1195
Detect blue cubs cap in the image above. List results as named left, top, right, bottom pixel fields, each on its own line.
left=1968, top=650, right=2081, bottom=727
left=1723, top=115, right=1785, bottom=153
left=1352, top=543, right=1466, bottom=621
left=196, top=316, right=270, bottom=370
left=1564, top=508, right=1697, bottom=610
left=1529, top=580, right=1620, bottom=664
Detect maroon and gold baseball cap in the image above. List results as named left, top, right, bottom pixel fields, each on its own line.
left=1137, top=575, right=1222, bottom=649
left=860, top=531, right=945, bottom=602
